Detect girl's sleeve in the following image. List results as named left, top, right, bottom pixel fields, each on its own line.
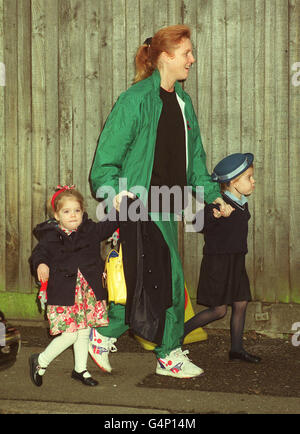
left=29, top=242, right=50, bottom=277
left=204, top=203, right=221, bottom=229
left=93, top=210, right=119, bottom=242
left=90, top=92, right=138, bottom=201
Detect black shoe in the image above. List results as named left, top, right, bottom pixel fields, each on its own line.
left=229, top=350, right=261, bottom=363
left=29, top=353, right=45, bottom=387
left=71, top=370, right=98, bottom=386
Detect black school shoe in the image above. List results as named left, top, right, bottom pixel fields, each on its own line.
left=71, top=370, right=98, bottom=386
left=229, top=350, right=261, bottom=363
left=29, top=353, right=46, bottom=387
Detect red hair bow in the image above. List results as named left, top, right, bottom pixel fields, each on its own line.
left=51, top=185, right=75, bottom=210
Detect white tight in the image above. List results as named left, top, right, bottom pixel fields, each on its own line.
left=38, top=327, right=91, bottom=377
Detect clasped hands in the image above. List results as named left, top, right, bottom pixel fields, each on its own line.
left=213, top=197, right=235, bottom=219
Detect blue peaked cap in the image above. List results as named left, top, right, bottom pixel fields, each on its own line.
left=211, top=153, right=254, bottom=183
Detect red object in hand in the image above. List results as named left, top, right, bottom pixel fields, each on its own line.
left=40, top=280, right=48, bottom=292
left=38, top=280, right=48, bottom=310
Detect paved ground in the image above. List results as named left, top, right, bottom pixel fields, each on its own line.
left=0, top=323, right=299, bottom=417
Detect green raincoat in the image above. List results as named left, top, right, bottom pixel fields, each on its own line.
left=91, top=69, right=220, bottom=204
left=90, top=69, right=220, bottom=358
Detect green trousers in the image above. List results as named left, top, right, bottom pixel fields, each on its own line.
left=96, top=216, right=185, bottom=358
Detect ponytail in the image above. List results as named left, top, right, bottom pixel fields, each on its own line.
left=134, top=43, right=155, bottom=83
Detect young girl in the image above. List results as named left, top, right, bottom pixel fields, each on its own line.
left=29, top=185, right=118, bottom=386
left=184, top=153, right=261, bottom=363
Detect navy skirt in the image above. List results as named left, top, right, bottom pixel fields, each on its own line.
left=197, top=254, right=252, bottom=307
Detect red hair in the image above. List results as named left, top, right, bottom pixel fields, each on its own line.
left=134, top=24, right=191, bottom=83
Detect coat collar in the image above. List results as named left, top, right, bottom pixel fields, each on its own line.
left=33, top=212, right=89, bottom=241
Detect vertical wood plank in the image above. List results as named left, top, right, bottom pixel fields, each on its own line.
left=0, top=0, right=5, bottom=291
left=58, top=0, right=73, bottom=185
left=289, top=0, right=300, bottom=303
left=69, top=0, right=86, bottom=196
left=253, top=0, right=265, bottom=301
left=112, top=0, right=126, bottom=101
left=85, top=0, right=101, bottom=217
left=263, top=0, right=278, bottom=301
left=274, top=0, right=290, bottom=301
left=240, top=0, right=255, bottom=296
left=183, top=0, right=198, bottom=110
left=18, top=0, right=32, bottom=292
left=98, top=0, right=113, bottom=125
left=195, top=0, right=213, bottom=171
left=140, top=0, right=155, bottom=44
left=31, top=0, right=47, bottom=233
left=226, top=0, right=241, bottom=154
left=167, top=0, right=182, bottom=25
left=211, top=0, right=227, bottom=165
left=154, top=0, right=169, bottom=30
left=4, top=0, right=19, bottom=291
left=45, top=0, right=59, bottom=203
left=125, top=0, right=140, bottom=87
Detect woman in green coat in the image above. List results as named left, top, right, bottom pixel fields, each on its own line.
left=89, top=25, right=231, bottom=378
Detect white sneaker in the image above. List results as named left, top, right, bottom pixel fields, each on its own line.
left=88, top=328, right=117, bottom=373
left=156, top=348, right=204, bottom=378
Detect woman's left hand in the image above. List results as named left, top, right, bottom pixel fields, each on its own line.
left=113, top=190, right=136, bottom=211
left=213, top=197, right=235, bottom=217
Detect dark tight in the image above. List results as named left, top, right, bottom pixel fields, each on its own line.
left=184, top=301, right=248, bottom=353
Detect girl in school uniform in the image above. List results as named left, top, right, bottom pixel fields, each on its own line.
left=184, top=153, right=261, bottom=363
left=29, top=185, right=118, bottom=386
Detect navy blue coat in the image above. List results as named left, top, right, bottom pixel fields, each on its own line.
left=30, top=213, right=118, bottom=306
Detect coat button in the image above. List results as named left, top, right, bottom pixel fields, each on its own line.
left=154, top=285, right=158, bottom=289
left=148, top=269, right=152, bottom=273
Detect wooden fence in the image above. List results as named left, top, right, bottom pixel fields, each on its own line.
left=0, top=0, right=299, bottom=304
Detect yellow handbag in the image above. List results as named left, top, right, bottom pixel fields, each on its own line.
left=104, top=244, right=127, bottom=305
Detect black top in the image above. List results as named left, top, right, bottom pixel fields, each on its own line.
left=202, top=194, right=251, bottom=255
left=148, top=87, right=187, bottom=213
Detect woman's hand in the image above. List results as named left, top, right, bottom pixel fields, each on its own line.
left=37, top=263, right=49, bottom=282
left=212, top=207, right=222, bottom=219
left=213, top=197, right=235, bottom=218
left=113, top=190, right=135, bottom=211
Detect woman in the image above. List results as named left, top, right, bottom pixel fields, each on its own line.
left=89, top=25, right=231, bottom=378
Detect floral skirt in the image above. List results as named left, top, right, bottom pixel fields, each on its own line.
left=47, top=269, right=109, bottom=336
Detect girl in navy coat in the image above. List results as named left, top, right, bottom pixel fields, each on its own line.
left=184, top=153, right=261, bottom=363
left=29, top=186, right=118, bottom=386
